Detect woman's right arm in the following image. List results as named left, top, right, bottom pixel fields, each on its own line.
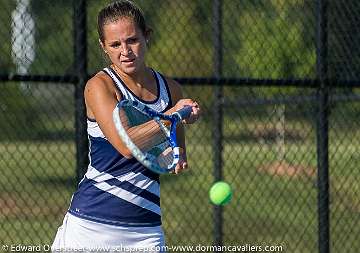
left=84, top=74, right=134, bottom=158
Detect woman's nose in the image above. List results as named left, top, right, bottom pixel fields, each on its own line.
left=121, top=44, right=132, bottom=56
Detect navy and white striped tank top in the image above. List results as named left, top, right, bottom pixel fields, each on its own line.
left=68, top=67, right=172, bottom=227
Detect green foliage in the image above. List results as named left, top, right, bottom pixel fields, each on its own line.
left=221, top=0, right=316, bottom=99
left=327, top=0, right=360, bottom=80
left=0, top=1, right=16, bottom=74
left=31, top=0, right=73, bottom=74
left=0, top=1, right=73, bottom=75
left=224, top=0, right=316, bottom=79
left=146, top=0, right=213, bottom=77
left=0, top=84, right=39, bottom=140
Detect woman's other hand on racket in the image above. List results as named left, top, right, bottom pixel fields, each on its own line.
left=172, top=148, right=188, bottom=174
left=169, top=99, right=201, bottom=124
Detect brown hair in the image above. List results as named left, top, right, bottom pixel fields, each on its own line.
left=97, top=0, right=149, bottom=43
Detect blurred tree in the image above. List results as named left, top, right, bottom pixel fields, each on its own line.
left=222, top=0, right=317, bottom=162
left=31, top=0, right=73, bottom=75
left=145, top=0, right=213, bottom=77
left=327, top=0, right=360, bottom=81
left=0, top=1, right=16, bottom=74
left=224, top=0, right=316, bottom=79
left=0, top=84, right=39, bottom=140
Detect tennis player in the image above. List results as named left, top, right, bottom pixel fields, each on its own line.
left=51, top=0, right=200, bottom=252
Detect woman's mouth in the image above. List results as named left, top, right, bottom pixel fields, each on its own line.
left=122, top=58, right=135, bottom=64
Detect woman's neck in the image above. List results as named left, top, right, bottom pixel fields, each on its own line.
left=112, top=64, right=153, bottom=89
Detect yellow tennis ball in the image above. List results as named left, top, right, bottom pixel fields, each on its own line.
left=209, top=181, right=232, bottom=205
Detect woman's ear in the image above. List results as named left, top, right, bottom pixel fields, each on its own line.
left=99, top=39, right=110, bottom=64
left=145, top=28, right=153, bottom=45
left=99, top=39, right=107, bottom=54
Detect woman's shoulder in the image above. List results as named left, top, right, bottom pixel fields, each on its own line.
left=86, top=70, right=113, bottom=91
left=84, top=70, right=118, bottom=101
left=88, top=69, right=111, bottom=84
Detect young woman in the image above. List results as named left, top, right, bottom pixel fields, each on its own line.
left=51, top=1, right=200, bottom=252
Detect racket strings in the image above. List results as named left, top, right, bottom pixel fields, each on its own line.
left=128, top=123, right=167, bottom=152
left=156, top=147, right=174, bottom=168
left=119, top=106, right=170, bottom=153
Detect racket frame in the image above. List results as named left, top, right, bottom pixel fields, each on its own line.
left=113, top=99, right=192, bottom=174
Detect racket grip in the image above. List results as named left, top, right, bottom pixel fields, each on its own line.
left=175, top=106, right=193, bottom=120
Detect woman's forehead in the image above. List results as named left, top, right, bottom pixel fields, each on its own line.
left=103, top=18, right=141, bottom=40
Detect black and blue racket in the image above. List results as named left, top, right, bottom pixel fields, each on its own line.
left=112, top=99, right=193, bottom=174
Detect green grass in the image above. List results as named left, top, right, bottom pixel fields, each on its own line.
left=1, top=116, right=360, bottom=252
left=0, top=141, right=76, bottom=246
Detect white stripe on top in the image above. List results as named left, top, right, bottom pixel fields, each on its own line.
left=85, top=166, right=161, bottom=215
left=85, top=166, right=160, bottom=196
left=93, top=180, right=161, bottom=216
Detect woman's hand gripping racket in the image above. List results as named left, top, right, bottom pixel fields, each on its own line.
left=112, top=99, right=193, bottom=174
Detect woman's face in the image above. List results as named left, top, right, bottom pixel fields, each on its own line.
left=101, top=17, right=147, bottom=75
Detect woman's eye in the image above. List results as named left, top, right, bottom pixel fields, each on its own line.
left=111, top=43, right=120, bottom=48
left=128, top=38, right=137, bottom=44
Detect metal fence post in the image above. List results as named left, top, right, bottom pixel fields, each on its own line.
left=74, top=0, right=88, bottom=184
left=212, top=0, right=224, bottom=249
left=316, top=0, right=330, bottom=252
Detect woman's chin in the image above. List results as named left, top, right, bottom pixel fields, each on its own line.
left=118, top=65, right=137, bottom=75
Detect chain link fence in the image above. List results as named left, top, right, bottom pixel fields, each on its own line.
left=1, top=0, right=360, bottom=252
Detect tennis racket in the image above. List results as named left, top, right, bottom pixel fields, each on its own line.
left=112, top=99, right=193, bottom=174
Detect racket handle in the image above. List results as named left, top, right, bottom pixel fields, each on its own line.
left=174, top=106, right=193, bottom=120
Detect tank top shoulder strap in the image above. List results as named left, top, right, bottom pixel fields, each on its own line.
left=102, top=67, right=134, bottom=100
left=102, top=67, right=172, bottom=111
left=152, top=70, right=172, bottom=110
